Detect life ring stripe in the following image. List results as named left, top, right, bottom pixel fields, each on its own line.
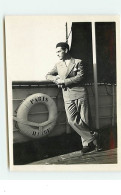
left=13, top=116, right=56, bottom=127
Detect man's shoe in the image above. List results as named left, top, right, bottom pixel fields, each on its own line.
left=81, top=142, right=96, bottom=154
left=95, top=144, right=102, bottom=152
left=91, top=131, right=103, bottom=151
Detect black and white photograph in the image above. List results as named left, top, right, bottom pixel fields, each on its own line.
left=5, top=16, right=120, bottom=171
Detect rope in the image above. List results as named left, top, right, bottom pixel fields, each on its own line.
left=67, top=27, right=72, bottom=40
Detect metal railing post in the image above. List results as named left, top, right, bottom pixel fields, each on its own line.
left=92, top=22, right=99, bottom=129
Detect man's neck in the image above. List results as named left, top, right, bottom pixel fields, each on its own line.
left=62, top=54, right=71, bottom=61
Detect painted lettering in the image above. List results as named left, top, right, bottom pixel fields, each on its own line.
left=35, top=98, right=38, bottom=102
left=30, top=99, right=34, bottom=104
left=38, top=96, right=41, bottom=101
left=43, top=128, right=50, bottom=135
left=45, top=97, right=48, bottom=102
left=32, top=131, right=39, bottom=136
left=30, top=96, right=48, bottom=105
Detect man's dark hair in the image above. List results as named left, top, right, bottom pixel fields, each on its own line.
left=56, top=42, right=69, bottom=50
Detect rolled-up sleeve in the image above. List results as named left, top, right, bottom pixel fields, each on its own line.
left=46, top=65, right=58, bottom=82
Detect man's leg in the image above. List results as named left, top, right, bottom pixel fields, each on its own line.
left=64, top=98, right=95, bottom=147
left=75, top=98, right=89, bottom=147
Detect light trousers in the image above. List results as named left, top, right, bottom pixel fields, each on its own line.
left=64, top=96, right=95, bottom=146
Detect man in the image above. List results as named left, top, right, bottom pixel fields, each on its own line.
left=46, top=42, right=99, bottom=154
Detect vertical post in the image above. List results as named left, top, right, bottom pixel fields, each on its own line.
left=112, top=84, right=115, bottom=126
left=91, top=22, right=99, bottom=129
left=66, top=22, right=68, bottom=43
left=65, top=22, right=70, bottom=134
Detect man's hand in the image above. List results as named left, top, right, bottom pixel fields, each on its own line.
left=56, top=79, right=65, bottom=88
left=54, top=75, right=60, bottom=83
left=54, top=75, right=65, bottom=88
left=56, top=79, right=64, bottom=85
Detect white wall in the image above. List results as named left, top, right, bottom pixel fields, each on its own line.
left=5, top=16, right=72, bottom=80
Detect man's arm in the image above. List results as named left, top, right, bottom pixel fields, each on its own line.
left=46, top=65, right=59, bottom=83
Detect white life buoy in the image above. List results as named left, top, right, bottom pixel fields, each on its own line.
left=15, top=93, right=57, bottom=138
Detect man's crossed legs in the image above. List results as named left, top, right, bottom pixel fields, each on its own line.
left=64, top=96, right=100, bottom=154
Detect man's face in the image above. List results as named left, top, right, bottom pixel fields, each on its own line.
left=56, top=47, right=66, bottom=60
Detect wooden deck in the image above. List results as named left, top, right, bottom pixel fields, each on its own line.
left=29, top=148, right=117, bottom=165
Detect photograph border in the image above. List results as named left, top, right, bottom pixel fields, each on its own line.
left=5, top=15, right=120, bottom=171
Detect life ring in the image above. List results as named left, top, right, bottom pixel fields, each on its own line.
left=15, top=93, right=57, bottom=138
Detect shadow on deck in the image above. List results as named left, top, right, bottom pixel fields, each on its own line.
left=30, top=148, right=117, bottom=165
left=13, top=126, right=117, bottom=165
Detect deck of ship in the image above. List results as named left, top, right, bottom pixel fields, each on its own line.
left=29, top=148, right=117, bottom=165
